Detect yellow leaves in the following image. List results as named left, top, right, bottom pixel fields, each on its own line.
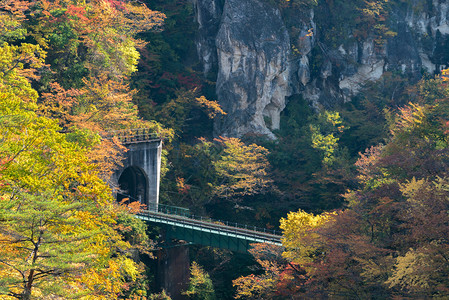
left=0, top=68, right=142, bottom=299
left=399, top=177, right=426, bottom=199
left=233, top=260, right=281, bottom=299
left=194, top=96, right=226, bottom=118
left=0, top=42, right=45, bottom=103
left=392, top=102, right=427, bottom=135
left=310, top=110, right=346, bottom=166
left=441, top=68, right=449, bottom=82
left=280, top=209, right=336, bottom=265
left=362, top=1, right=385, bottom=18
left=386, top=248, right=431, bottom=290
left=324, top=110, right=343, bottom=127
left=0, top=42, right=46, bottom=77
left=353, top=254, right=395, bottom=286
left=213, top=137, right=272, bottom=198
left=280, top=210, right=332, bottom=232
left=78, top=0, right=165, bottom=79
left=183, top=262, right=215, bottom=299
left=117, top=39, right=140, bottom=74
left=311, top=127, right=339, bottom=164
left=78, top=257, right=139, bottom=300
left=0, top=3, right=158, bottom=299
left=233, top=274, right=275, bottom=299
left=0, top=11, right=27, bottom=43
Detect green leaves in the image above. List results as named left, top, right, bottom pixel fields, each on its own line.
left=0, top=42, right=45, bottom=102
left=183, top=262, right=216, bottom=300
left=0, top=1, right=171, bottom=298
left=310, top=110, right=345, bottom=166
left=0, top=39, right=140, bottom=299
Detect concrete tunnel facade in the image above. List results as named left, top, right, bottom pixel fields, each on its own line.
left=111, top=139, right=162, bottom=209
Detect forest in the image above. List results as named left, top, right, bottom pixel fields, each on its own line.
left=1, top=0, right=449, bottom=299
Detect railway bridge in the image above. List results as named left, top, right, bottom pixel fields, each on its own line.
left=104, top=128, right=283, bottom=299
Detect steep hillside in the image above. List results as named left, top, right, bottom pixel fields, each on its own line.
left=192, top=0, right=449, bottom=137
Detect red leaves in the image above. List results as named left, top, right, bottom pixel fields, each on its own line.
left=176, top=177, right=191, bottom=195
left=104, top=0, right=128, bottom=12
left=66, top=5, right=88, bottom=22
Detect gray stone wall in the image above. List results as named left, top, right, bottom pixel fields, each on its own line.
left=111, top=140, right=162, bottom=208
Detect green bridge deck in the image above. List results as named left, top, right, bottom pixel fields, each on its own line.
left=137, top=207, right=283, bottom=253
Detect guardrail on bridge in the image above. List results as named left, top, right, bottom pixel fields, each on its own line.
left=101, top=128, right=161, bottom=144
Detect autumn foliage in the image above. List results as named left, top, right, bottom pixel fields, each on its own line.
left=0, top=0, right=169, bottom=298
left=234, top=72, right=449, bottom=299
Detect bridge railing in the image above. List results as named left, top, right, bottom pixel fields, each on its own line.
left=101, top=128, right=160, bottom=144
left=147, top=202, right=191, bottom=217
left=138, top=209, right=282, bottom=247
left=142, top=204, right=281, bottom=237
left=117, top=192, right=191, bottom=217
left=117, top=192, right=281, bottom=237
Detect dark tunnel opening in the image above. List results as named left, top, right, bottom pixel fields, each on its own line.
left=117, top=166, right=148, bottom=205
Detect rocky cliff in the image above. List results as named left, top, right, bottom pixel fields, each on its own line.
left=192, top=0, right=449, bottom=138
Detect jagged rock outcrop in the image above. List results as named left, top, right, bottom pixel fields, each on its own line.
left=317, top=1, right=449, bottom=102
left=192, top=0, right=223, bottom=75
left=213, top=0, right=291, bottom=138
left=287, top=10, right=316, bottom=94
left=403, top=0, right=449, bottom=73
left=192, top=0, right=449, bottom=138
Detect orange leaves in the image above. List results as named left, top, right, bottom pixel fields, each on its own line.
left=392, top=102, right=426, bottom=135
left=86, top=0, right=166, bottom=47
left=354, top=144, right=384, bottom=183
left=65, top=4, right=88, bottom=22
left=176, top=177, right=191, bottom=195
left=442, top=68, right=449, bottom=82
left=122, top=1, right=166, bottom=35
left=39, top=82, right=81, bottom=126
left=124, top=200, right=146, bottom=214
left=75, top=76, right=138, bottom=131
left=41, top=75, right=154, bottom=132
left=0, top=0, right=30, bottom=20
left=194, top=95, right=226, bottom=118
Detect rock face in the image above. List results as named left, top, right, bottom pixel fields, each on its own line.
left=213, top=0, right=291, bottom=138
left=192, top=0, right=449, bottom=138
left=192, top=0, right=223, bottom=75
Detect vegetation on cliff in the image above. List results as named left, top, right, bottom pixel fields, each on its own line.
left=1, top=0, right=449, bottom=299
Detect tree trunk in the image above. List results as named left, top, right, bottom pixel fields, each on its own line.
left=22, top=269, right=34, bottom=300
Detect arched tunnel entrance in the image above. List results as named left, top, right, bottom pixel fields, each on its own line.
left=117, top=166, right=148, bottom=205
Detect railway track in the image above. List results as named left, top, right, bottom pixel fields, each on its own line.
left=137, top=209, right=283, bottom=246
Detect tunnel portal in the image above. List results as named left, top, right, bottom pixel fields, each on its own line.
left=117, top=166, right=148, bottom=204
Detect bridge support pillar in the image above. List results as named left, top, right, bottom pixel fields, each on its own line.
left=156, top=245, right=190, bottom=300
